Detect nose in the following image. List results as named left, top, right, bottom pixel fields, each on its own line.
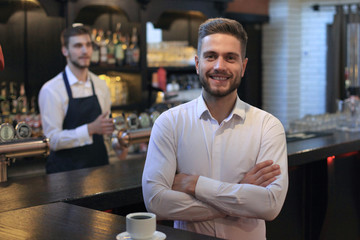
left=83, top=45, right=89, bottom=53
left=214, top=57, right=226, bottom=70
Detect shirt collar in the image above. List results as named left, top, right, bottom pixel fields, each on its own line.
left=196, top=92, right=246, bottom=121
left=65, top=65, right=91, bottom=87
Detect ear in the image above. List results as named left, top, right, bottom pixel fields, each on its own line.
left=241, top=58, right=248, bottom=77
left=61, top=46, right=68, bottom=57
left=195, top=55, right=199, bottom=75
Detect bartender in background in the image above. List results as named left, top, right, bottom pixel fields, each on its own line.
left=38, top=24, right=114, bottom=174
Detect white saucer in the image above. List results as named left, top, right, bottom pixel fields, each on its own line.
left=116, top=231, right=166, bottom=240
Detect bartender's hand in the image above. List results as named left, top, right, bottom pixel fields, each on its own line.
left=87, top=111, right=114, bottom=136
left=172, top=173, right=199, bottom=197
left=240, top=160, right=281, bottom=187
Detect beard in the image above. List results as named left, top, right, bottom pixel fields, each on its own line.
left=68, top=53, right=90, bottom=69
left=199, top=71, right=241, bottom=98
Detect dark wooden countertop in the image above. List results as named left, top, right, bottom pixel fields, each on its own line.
left=0, top=156, right=145, bottom=213
left=0, top=202, right=222, bottom=240
left=287, top=130, right=360, bottom=166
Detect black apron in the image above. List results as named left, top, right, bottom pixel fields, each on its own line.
left=46, top=71, right=109, bottom=174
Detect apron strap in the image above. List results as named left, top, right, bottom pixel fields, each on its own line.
left=90, top=76, right=96, bottom=95
left=62, top=71, right=73, bottom=99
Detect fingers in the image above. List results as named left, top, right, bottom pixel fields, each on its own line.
left=250, top=160, right=274, bottom=174
left=98, top=111, right=114, bottom=134
left=254, top=165, right=281, bottom=186
left=259, top=177, right=277, bottom=188
left=101, top=111, right=109, bottom=118
left=89, top=112, right=114, bottom=135
left=100, top=120, right=114, bottom=134
left=255, top=163, right=280, bottom=178
left=240, top=160, right=281, bottom=187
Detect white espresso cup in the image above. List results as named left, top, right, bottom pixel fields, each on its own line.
left=126, top=212, right=156, bottom=240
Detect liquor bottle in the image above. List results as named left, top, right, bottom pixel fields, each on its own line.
left=90, top=29, right=100, bottom=66
left=107, top=30, right=116, bottom=66
left=114, top=23, right=125, bottom=67
left=0, top=83, right=10, bottom=116
left=30, top=95, right=36, bottom=114
left=115, top=33, right=125, bottom=67
left=8, top=82, right=17, bottom=115
left=16, top=83, right=28, bottom=114
left=98, top=29, right=108, bottom=65
left=124, top=34, right=132, bottom=66
left=130, top=27, right=140, bottom=66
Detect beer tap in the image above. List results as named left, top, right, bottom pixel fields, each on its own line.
left=0, top=137, right=50, bottom=182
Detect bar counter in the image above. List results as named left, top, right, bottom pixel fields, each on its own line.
left=0, top=129, right=359, bottom=239
left=287, top=129, right=360, bottom=166
left=0, top=202, right=221, bottom=240
left=0, top=130, right=357, bottom=211
left=276, top=129, right=360, bottom=239
left=0, top=156, right=145, bottom=213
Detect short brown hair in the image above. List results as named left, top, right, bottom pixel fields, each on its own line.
left=197, top=18, right=248, bottom=58
left=60, top=24, right=91, bottom=48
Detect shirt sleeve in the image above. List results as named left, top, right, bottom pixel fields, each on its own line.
left=142, top=112, right=225, bottom=221
left=38, top=83, right=93, bottom=151
left=195, top=117, right=288, bottom=221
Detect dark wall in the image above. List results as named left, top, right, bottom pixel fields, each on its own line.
left=0, top=10, right=25, bottom=95
left=26, top=9, right=65, bottom=99
left=161, top=14, right=206, bottom=49
left=238, top=23, right=263, bottom=108
left=0, top=6, right=64, bottom=111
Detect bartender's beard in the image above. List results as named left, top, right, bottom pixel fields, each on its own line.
left=68, top=53, right=90, bottom=69
left=71, top=60, right=89, bottom=69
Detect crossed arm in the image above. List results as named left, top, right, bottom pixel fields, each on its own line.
left=172, top=160, right=281, bottom=196
left=143, top=155, right=287, bottom=222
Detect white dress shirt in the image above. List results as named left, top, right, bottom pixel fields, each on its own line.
left=38, top=66, right=111, bottom=151
left=142, top=94, right=288, bottom=240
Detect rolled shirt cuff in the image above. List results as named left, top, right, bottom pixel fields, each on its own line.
left=76, top=124, right=93, bottom=146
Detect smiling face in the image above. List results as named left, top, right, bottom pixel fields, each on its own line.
left=195, top=33, right=248, bottom=99
left=62, top=34, right=93, bottom=69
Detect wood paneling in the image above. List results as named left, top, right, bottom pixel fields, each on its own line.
left=226, top=0, right=269, bottom=15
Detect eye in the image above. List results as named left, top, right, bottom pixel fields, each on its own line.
left=204, top=53, right=216, bottom=61
left=73, top=43, right=82, bottom=48
left=226, top=54, right=238, bottom=62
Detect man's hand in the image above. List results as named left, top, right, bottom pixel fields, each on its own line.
left=87, top=111, right=114, bottom=136
left=172, top=173, right=199, bottom=196
left=240, top=160, right=281, bottom=187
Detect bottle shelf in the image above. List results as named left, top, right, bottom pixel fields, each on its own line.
left=147, top=65, right=196, bottom=73
left=111, top=102, right=144, bottom=112
left=90, top=65, right=141, bottom=74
